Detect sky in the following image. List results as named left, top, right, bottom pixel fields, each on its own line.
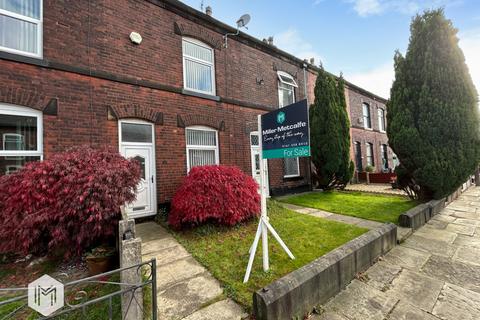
left=180, top=0, right=480, bottom=99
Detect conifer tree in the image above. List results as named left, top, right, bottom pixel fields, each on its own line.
left=388, top=9, right=479, bottom=200
left=310, top=67, right=354, bottom=189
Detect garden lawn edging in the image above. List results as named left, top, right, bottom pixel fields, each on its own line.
left=398, top=177, right=475, bottom=229
left=252, top=223, right=397, bottom=320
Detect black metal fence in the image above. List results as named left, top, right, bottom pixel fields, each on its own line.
left=0, top=259, right=157, bottom=320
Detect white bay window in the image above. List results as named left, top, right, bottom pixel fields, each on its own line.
left=0, top=0, right=42, bottom=57
left=182, top=37, right=215, bottom=95
left=186, top=126, right=219, bottom=172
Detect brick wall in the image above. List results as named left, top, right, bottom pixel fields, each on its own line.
left=345, top=87, right=394, bottom=173
left=0, top=0, right=313, bottom=204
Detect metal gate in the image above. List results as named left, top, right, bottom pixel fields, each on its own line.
left=0, top=259, right=157, bottom=320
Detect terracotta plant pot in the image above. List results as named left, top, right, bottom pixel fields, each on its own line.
left=85, top=255, right=114, bottom=275
left=85, top=247, right=117, bottom=275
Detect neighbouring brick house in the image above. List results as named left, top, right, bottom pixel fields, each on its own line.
left=345, top=84, right=397, bottom=177
left=0, top=0, right=390, bottom=218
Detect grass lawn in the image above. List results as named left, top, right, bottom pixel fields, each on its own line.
left=279, top=191, right=418, bottom=224
left=166, top=200, right=368, bottom=310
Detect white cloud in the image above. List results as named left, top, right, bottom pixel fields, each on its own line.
left=347, top=0, right=462, bottom=17
left=344, top=62, right=394, bottom=98
left=274, top=28, right=323, bottom=65
left=459, top=28, right=480, bottom=96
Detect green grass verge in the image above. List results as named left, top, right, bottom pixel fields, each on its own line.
left=167, top=200, right=367, bottom=310
left=279, top=191, right=418, bottom=224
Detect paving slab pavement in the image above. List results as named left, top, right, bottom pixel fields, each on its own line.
left=136, top=222, right=247, bottom=320
left=312, top=186, right=480, bottom=320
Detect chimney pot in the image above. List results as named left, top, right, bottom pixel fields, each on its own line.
left=267, top=36, right=274, bottom=45
left=310, top=57, right=315, bottom=65
left=206, top=6, right=212, bottom=16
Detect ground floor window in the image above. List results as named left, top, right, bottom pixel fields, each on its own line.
left=381, top=144, right=389, bottom=171
left=284, top=157, right=299, bottom=177
left=186, top=126, right=219, bottom=172
left=354, top=141, right=362, bottom=171
left=366, top=142, right=374, bottom=167
left=0, top=104, right=42, bottom=175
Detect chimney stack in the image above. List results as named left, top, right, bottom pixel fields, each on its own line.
left=267, top=36, right=274, bottom=46
left=205, top=6, right=212, bottom=16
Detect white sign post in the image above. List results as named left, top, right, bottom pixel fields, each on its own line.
left=243, top=114, right=296, bottom=283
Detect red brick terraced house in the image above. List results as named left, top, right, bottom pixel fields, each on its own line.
left=345, top=83, right=397, bottom=181
left=0, top=0, right=392, bottom=218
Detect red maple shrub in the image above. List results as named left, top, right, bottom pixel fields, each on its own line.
left=0, top=146, right=141, bottom=258
left=169, top=165, right=260, bottom=229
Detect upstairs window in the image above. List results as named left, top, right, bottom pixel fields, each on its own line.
left=378, top=108, right=386, bottom=132
left=0, top=104, right=42, bottom=175
left=182, top=38, right=215, bottom=95
left=0, top=0, right=42, bottom=57
left=277, top=71, right=297, bottom=108
left=362, top=103, right=371, bottom=129
left=185, top=126, right=219, bottom=172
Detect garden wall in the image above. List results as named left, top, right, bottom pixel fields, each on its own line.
left=357, top=172, right=396, bottom=184
left=399, top=177, right=474, bottom=229
left=253, top=223, right=397, bottom=320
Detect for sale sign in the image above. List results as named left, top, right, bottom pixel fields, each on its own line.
left=260, top=99, right=310, bottom=159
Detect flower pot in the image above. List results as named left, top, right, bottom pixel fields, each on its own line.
left=85, top=255, right=114, bottom=275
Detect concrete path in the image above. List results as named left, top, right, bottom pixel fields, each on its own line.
left=279, top=202, right=412, bottom=242
left=136, top=222, right=246, bottom=320
left=312, top=186, right=480, bottom=320
left=345, top=183, right=407, bottom=196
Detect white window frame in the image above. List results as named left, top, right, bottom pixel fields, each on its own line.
left=377, top=108, right=386, bottom=132
left=185, top=125, right=219, bottom=172
left=182, top=37, right=216, bottom=95
left=0, top=0, right=43, bottom=58
left=277, top=71, right=298, bottom=108
left=284, top=157, right=300, bottom=178
left=0, top=103, right=43, bottom=159
left=362, top=103, right=372, bottom=129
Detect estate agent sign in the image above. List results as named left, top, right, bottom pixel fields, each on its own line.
left=261, top=99, right=310, bottom=159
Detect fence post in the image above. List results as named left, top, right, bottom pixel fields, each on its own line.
left=119, top=219, right=143, bottom=320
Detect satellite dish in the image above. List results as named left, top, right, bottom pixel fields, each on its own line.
left=236, top=14, right=250, bottom=29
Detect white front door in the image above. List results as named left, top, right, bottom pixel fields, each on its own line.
left=250, top=132, right=269, bottom=196
left=119, top=121, right=157, bottom=218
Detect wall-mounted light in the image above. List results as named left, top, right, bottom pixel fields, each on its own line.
left=256, top=77, right=265, bottom=85
left=129, top=32, right=142, bottom=45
